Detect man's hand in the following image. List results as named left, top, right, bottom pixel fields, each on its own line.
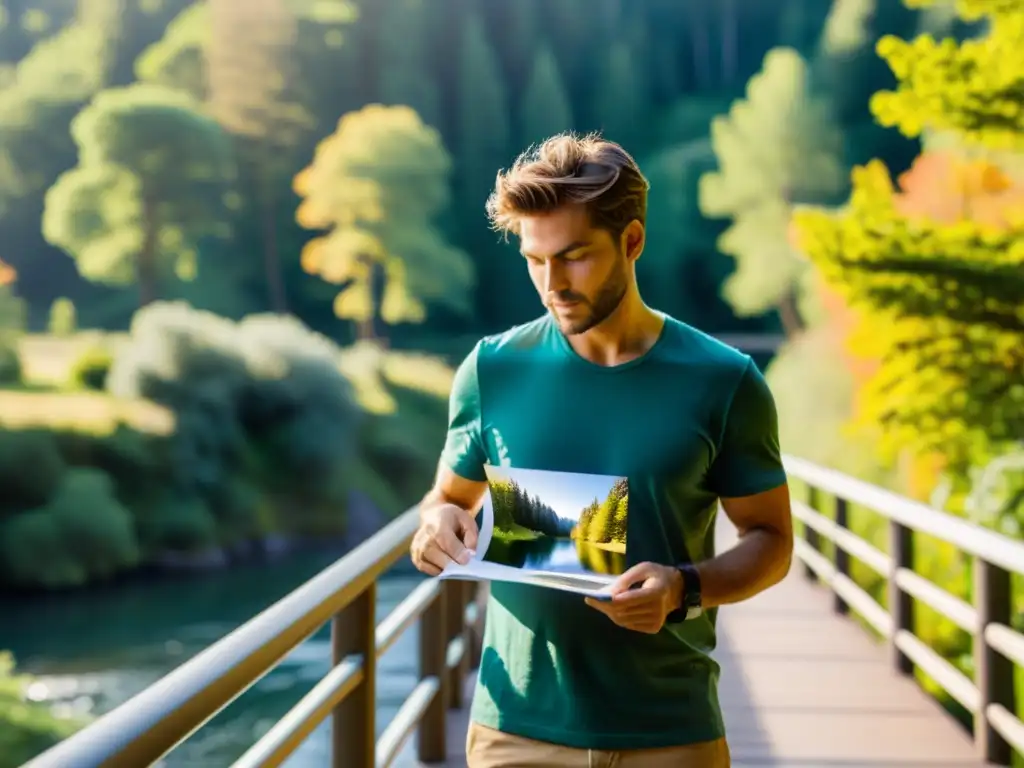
left=584, top=562, right=683, bottom=634
left=410, top=504, right=479, bottom=576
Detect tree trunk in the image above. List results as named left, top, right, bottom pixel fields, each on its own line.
left=777, top=287, right=805, bottom=338
left=137, top=201, right=159, bottom=307
left=720, top=0, right=738, bottom=84
left=686, top=3, right=712, bottom=89
left=260, top=171, right=288, bottom=314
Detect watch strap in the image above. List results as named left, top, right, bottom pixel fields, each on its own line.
left=666, top=562, right=703, bottom=622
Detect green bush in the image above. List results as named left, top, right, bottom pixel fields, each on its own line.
left=0, top=344, right=21, bottom=386
left=107, top=302, right=365, bottom=541
left=0, top=651, right=83, bottom=767
left=0, top=467, right=141, bottom=589
left=67, top=345, right=113, bottom=391
left=0, top=430, right=66, bottom=516
left=47, top=298, right=76, bottom=337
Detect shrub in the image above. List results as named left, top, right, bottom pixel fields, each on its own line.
left=107, top=302, right=365, bottom=540
left=0, top=344, right=21, bottom=386
left=0, top=468, right=140, bottom=589
left=48, top=298, right=76, bottom=336
left=0, top=651, right=84, bottom=767
left=67, top=345, right=113, bottom=391
left=0, top=430, right=66, bottom=516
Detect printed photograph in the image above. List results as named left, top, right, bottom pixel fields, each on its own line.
left=482, top=466, right=628, bottom=578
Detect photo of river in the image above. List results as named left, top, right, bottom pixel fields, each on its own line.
left=481, top=466, right=628, bottom=578
left=0, top=551, right=428, bottom=767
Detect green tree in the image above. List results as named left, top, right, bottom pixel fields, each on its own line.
left=42, top=84, right=237, bottom=306
left=48, top=297, right=76, bottom=336
left=457, top=10, right=520, bottom=326
left=0, top=21, right=106, bottom=214
left=871, top=0, right=1023, bottom=151
left=790, top=0, right=1024, bottom=499
left=519, top=45, right=573, bottom=147
left=134, top=1, right=209, bottom=99
left=0, top=259, right=23, bottom=384
left=699, top=47, right=846, bottom=335
left=592, top=39, right=648, bottom=150
left=376, top=0, right=439, bottom=127
left=294, top=104, right=474, bottom=340
left=206, top=0, right=314, bottom=313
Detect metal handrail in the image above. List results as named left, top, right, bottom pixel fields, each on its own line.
left=23, top=507, right=479, bottom=768
left=783, top=453, right=1024, bottom=766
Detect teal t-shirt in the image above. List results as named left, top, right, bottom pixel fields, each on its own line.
left=440, top=313, right=787, bottom=750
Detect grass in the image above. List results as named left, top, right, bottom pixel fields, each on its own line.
left=0, top=389, right=174, bottom=435
left=492, top=524, right=541, bottom=542
left=17, top=332, right=126, bottom=386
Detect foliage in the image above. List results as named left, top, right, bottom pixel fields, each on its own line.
left=871, top=0, right=1024, bottom=150
left=107, top=301, right=363, bottom=543
left=0, top=467, right=141, bottom=589
left=490, top=480, right=571, bottom=538
left=699, top=47, right=846, bottom=330
left=67, top=344, right=113, bottom=391
left=41, top=84, right=237, bottom=305
left=792, top=152, right=1024, bottom=476
left=47, top=298, right=76, bottom=337
left=792, top=0, right=1024, bottom=542
left=0, top=21, right=106, bottom=213
left=576, top=478, right=629, bottom=546
left=294, top=104, right=474, bottom=334
left=0, top=651, right=84, bottom=768
left=0, top=257, right=24, bottom=384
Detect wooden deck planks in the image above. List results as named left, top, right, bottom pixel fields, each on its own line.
left=414, top=520, right=984, bottom=767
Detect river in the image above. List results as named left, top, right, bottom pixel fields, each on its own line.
left=0, top=549, right=431, bottom=767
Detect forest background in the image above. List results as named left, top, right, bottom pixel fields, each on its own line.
left=0, top=0, right=1022, bottom=762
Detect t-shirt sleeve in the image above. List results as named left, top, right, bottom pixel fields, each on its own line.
left=439, top=341, right=488, bottom=482
left=706, top=358, right=788, bottom=498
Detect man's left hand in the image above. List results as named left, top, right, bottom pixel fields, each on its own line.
left=584, top=562, right=683, bottom=634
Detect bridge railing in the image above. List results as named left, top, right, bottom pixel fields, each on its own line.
left=23, top=508, right=480, bottom=768
left=785, top=454, right=1024, bottom=766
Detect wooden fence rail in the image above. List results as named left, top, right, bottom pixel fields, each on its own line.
left=784, top=454, right=1024, bottom=766
left=22, top=508, right=480, bottom=768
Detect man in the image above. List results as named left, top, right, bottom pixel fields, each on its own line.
left=409, top=133, right=793, bottom=768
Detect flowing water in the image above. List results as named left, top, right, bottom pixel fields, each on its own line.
left=0, top=550, right=430, bottom=767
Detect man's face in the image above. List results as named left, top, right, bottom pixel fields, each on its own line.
left=519, top=204, right=633, bottom=336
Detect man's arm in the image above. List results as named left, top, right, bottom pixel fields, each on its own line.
left=692, top=482, right=793, bottom=609
left=587, top=358, right=792, bottom=633
left=411, top=341, right=490, bottom=576
left=411, top=464, right=489, bottom=575
left=420, top=463, right=489, bottom=521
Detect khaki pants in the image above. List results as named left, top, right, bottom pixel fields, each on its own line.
left=466, top=721, right=731, bottom=768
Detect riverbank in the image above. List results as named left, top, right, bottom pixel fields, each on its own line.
left=0, top=556, right=427, bottom=768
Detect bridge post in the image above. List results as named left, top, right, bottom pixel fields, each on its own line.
left=469, top=582, right=488, bottom=669
left=974, top=558, right=1013, bottom=765
left=833, top=497, right=850, bottom=615
left=888, top=521, right=914, bottom=675
left=446, top=580, right=472, bottom=709
left=331, top=584, right=376, bottom=768
left=418, top=582, right=449, bottom=762
left=803, top=486, right=821, bottom=582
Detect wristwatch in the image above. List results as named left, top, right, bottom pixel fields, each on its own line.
left=666, top=562, right=703, bottom=622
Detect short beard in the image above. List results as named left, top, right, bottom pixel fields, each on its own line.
left=554, top=261, right=629, bottom=336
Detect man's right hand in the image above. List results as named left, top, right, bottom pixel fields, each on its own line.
left=410, top=503, right=480, bottom=576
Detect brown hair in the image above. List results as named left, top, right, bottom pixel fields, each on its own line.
left=485, top=132, right=649, bottom=239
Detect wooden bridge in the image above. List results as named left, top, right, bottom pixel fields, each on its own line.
left=22, top=456, right=1024, bottom=768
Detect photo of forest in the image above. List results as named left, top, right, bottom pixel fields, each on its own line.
left=482, top=466, right=628, bottom=577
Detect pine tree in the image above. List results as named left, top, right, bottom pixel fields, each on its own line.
left=519, top=46, right=574, bottom=148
